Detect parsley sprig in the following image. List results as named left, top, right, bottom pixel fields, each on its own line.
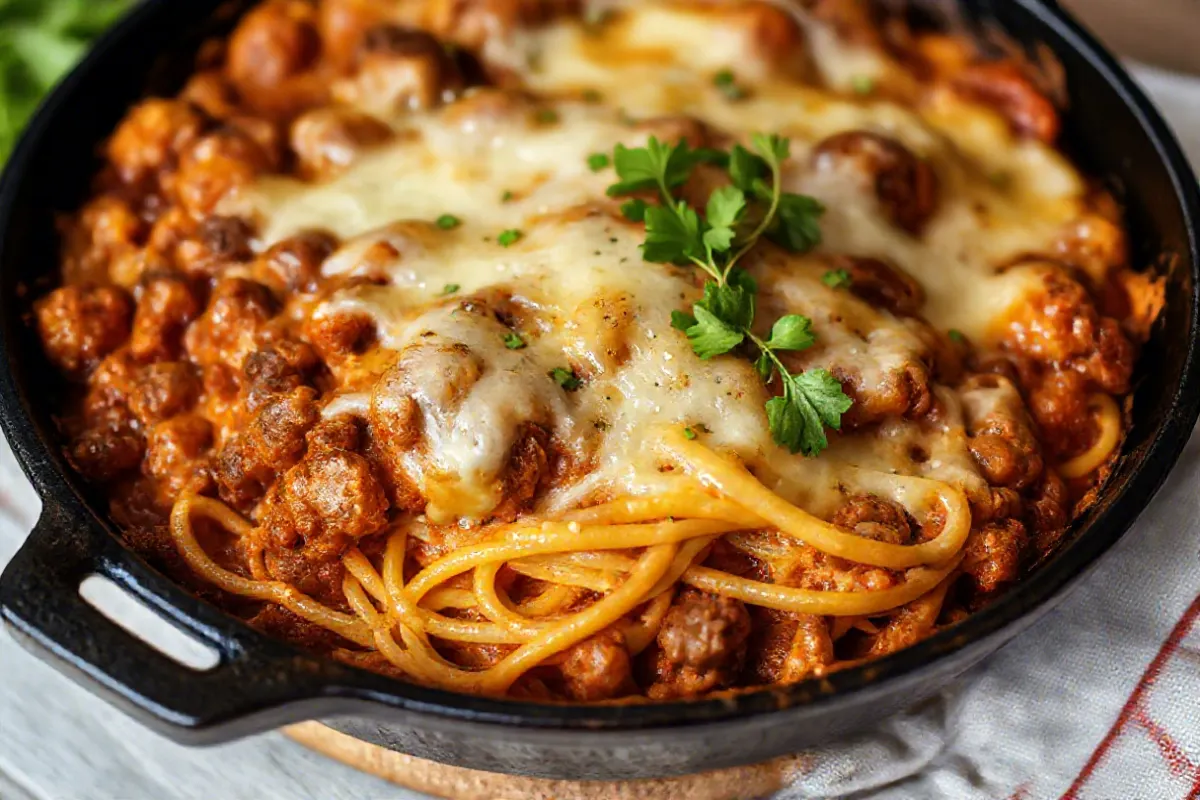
left=607, top=134, right=851, bottom=455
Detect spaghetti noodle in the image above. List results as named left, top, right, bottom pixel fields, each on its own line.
left=168, top=428, right=977, bottom=696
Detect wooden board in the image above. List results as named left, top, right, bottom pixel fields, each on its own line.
left=284, top=722, right=809, bottom=800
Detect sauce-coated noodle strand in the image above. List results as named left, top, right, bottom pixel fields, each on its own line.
left=404, top=518, right=738, bottom=602
left=473, top=562, right=551, bottom=637
left=659, top=429, right=971, bottom=569
left=1057, top=393, right=1122, bottom=478
left=471, top=543, right=679, bottom=694
left=624, top=589, right=675, bottom=655
left=169, top=494, right=373, bottom=646
left=346, top=547, right=527, bottom=644
left=564, top=492, right=763, bottom=527
left=682, top=555, right=963, bottom=616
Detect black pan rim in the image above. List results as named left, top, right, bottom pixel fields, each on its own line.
left=0, top=0, right=1198, bottom=734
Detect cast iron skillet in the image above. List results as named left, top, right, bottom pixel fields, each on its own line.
left=0, top=0, right=1198, bottom=781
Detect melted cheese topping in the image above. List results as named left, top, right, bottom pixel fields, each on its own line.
left=223, top=2, right=1089, bottom=523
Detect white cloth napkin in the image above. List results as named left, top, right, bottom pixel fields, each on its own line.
left=1, top=63, right=1198, bottom=800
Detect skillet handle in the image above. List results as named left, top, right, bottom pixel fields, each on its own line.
left=0, top=499, right=342, bottom=743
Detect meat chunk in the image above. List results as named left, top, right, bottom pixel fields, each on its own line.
left=419, top=0, right=581, bottom=51
left=742, top=606, right=834, bottom=685
left=866, top=582, right=947, bottom=656
left=251, top=385, right=321, bottom=465
left=106, top=99, right=208, bottom=186
left=171, top=128, right=276, bottom=214
left=960, top=373, right=1044, bottom=490
left=226, top=0, right=325, bottom=115
left=290, top=108, right=392, bottom=179
left=833, top=359, right=932, bottom=429
left=215, top=386, right=320, bottom=507
left=1026, top=469, right=1069, bottom=542
left=260, top=448, right=389, bottom=561
left=61, top=196, right=145, bottom=286
left=257, top=230, right=339, bottom=293
left=560, top=629, right=634, bottom=701
left=952, top=61, right=1061, bottom=143
left=307, top=414, right=362, bottom=452
left=144, top=414, right=214, bottom=494
left=198, top=216, right=256, bottom=264
left=130, top=274, right=202, bottom=362
left=334, top=25, right=463, bottom=112
left=70, top=425, right=144, bottom=482
left=185, top=278, right=278, bottom=369
left=1003, top=269, right=1135, bottom=395
left=649, top=589, right=751, bottom=698
left=811, top=130, right=939, bottom=234
left=128, top=362, right=201, bottom=426
left=833, top=256, right=925, bottom=317
left=305, top=310, right=376, bottom=360
left=961, top=518, right=1028, bottom=596
left=780, top=614, right=834, bottom=682
left=36, top=285, right=133, bottom=376
left=781, top=544, right=899, bottom=593
left=832, top=494, right=912, bottom=545
left=241, top=341, right=318, bottom=413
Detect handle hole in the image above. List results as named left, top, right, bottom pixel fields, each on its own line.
left=79, top=574, right=220, bottom=671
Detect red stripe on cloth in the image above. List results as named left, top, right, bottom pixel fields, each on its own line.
left=1063, top=594, right=1200, bottom=799
left=1133, top=706, right=1197, bottom=778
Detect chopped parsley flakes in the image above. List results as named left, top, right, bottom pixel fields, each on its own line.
left=713, top=69, right=747, bottom=102
left=822, top=269, right=852, bottom=289
left=549, top=367, right=582, bottom=391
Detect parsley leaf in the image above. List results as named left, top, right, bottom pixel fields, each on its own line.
left=752, top=132, right=791, bottom=167
left=822, top=269, right=852, bottom=289
left=436, top=213, right=462, bottom=230
left=683, top=426, right=698, bottom=440
left=729, top=144, right=768, bottom=196
left=948, top=328, right=966, bottom=343
left=503, top=332, right=526, bottom=350
left=777, top=369, right=854, bottom=456
left=696, top=280, right=754, bottom=331
left=771, top=193, right=825, bottom=253
left=497, top=229, right=523, bottom=247
left=608, top=136, right=700, bottom=197
left=684, top=305, right=744, bottom=359
left=549, top=367, right=583, bottom=391
left=587, top=152, right=610, bottom=172
left=702, top=185, right=745, bottom=255
left=441, top=283, right=460, bottom=295
left=621, top=198, right=649, bottom=223
left=671, top=309, right=697, bottom=331
left=642, top=201, right=703, bottom=264
left=765, top=315, right=815, bottom=352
